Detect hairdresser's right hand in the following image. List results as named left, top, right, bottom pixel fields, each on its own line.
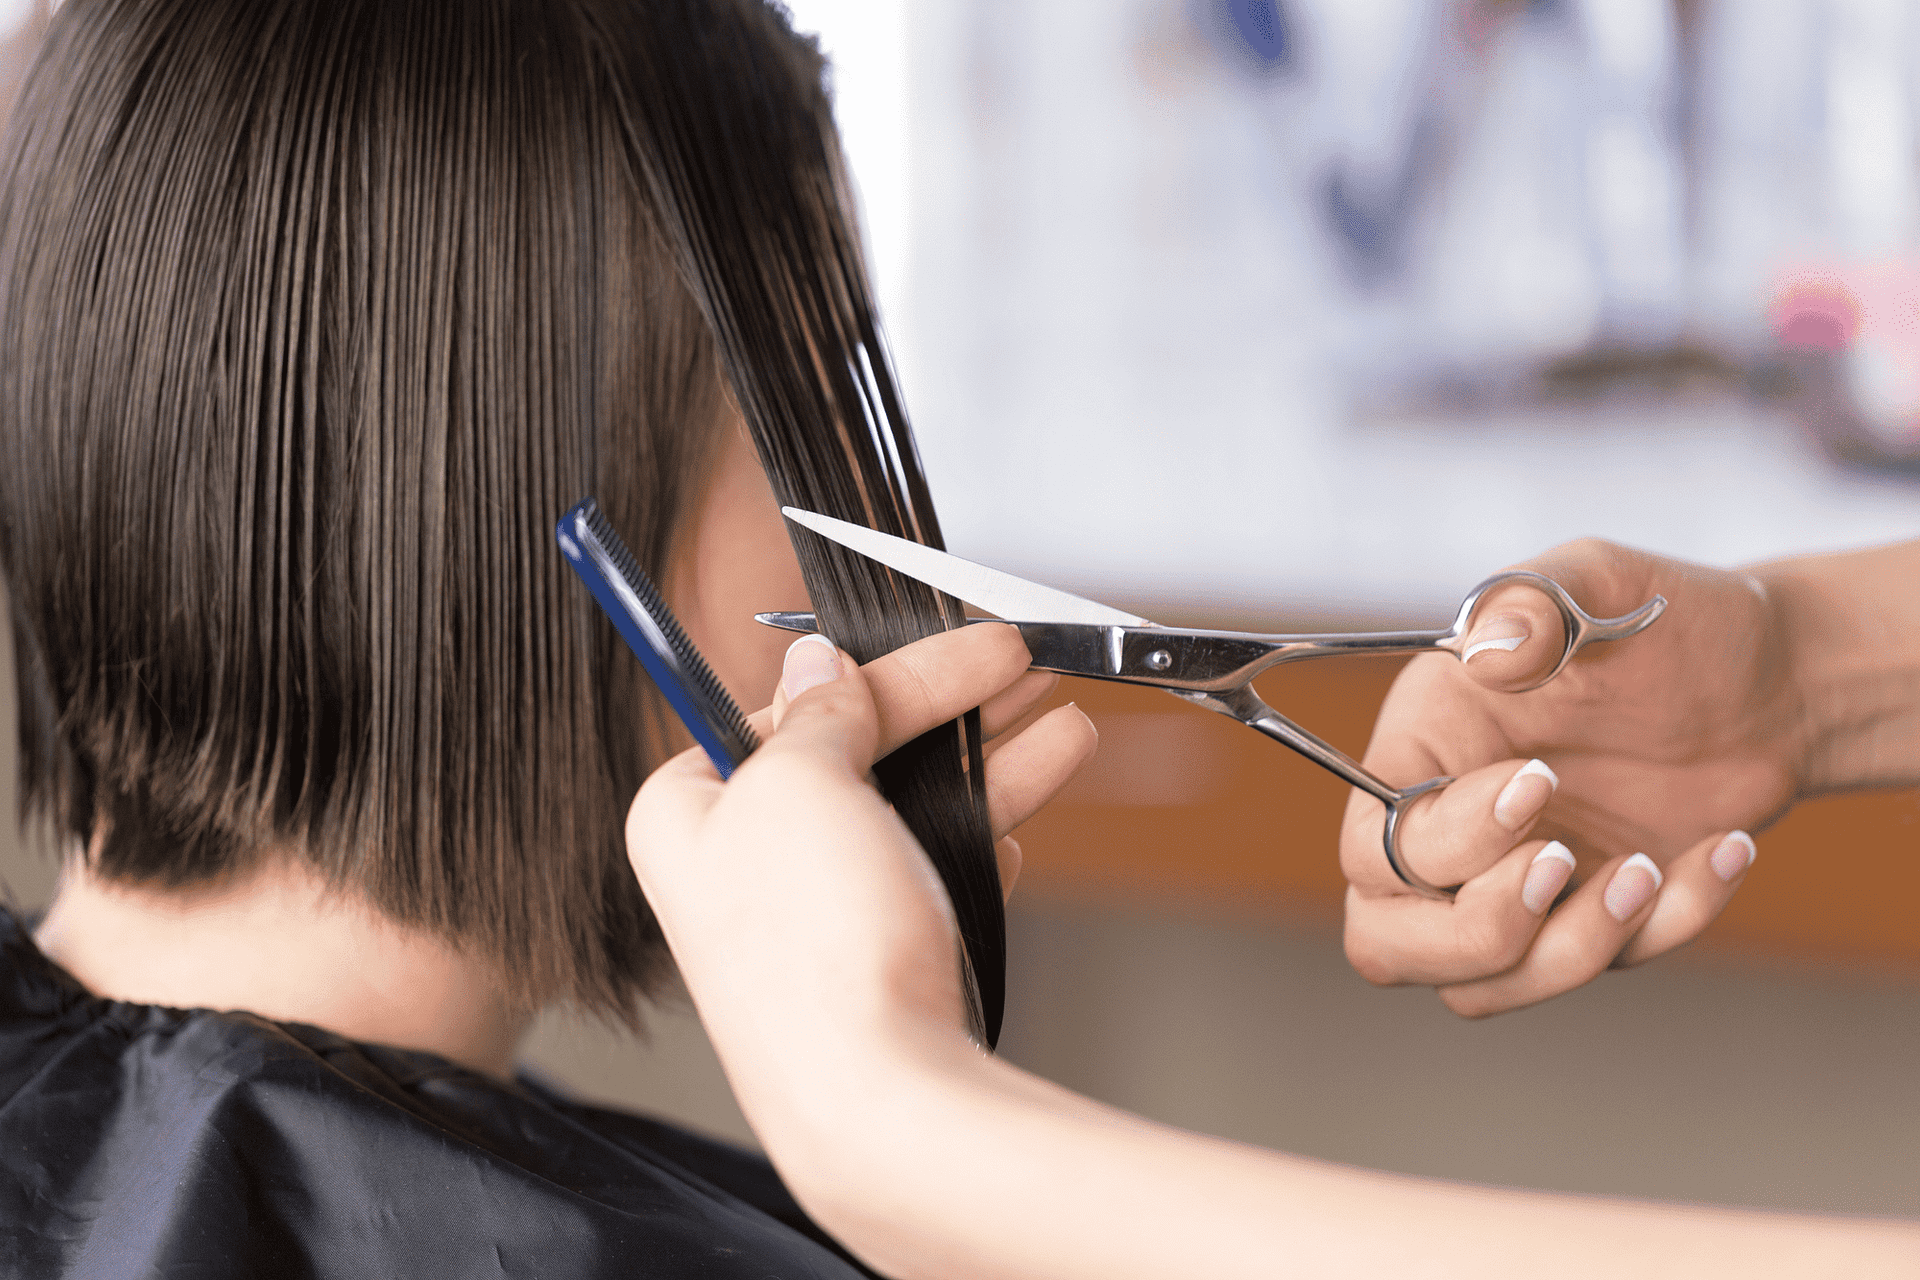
left=1338, top=539, right=1804, bottom=1018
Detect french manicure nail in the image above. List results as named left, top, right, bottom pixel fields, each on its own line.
left=782, top=633, right=841, bottom=700
left=1493, top=758, right=1559, bottom=829
left=1464, top=614, right=1529, bottom=662
left=1604, top=853, right=1663, bottom=922
left=1710, top=831, right=1756, bottom=882
left=1521, top=841, right=1576, bottom=914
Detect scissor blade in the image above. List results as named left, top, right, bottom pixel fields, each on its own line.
left=781, top=507, right=1151, bottom=628
left=757, top=613, right=1147, bottom=684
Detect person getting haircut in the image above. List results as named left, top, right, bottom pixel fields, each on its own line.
left=0, top=0, right=1000, bottom=1027
left=0, top=0, right=994, bottom=1272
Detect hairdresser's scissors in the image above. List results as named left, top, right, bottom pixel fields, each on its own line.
left=758, top=508, right=1666, bottom=901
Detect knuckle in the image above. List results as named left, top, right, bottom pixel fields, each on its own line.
left=1343, top=928, right=1401, bottom=988
left=1439, top=985, right=1498, bottom=1020
left=889, top=648, right=945, bottom=715
left=1559, top=535, right=1617, bottom=561
left=1458, top=914, right=1528, bottom=975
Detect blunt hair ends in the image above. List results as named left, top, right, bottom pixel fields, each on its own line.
left=1, top=0, right=722, bottom=1016
left=0, top=0, right=1005, bottom=1033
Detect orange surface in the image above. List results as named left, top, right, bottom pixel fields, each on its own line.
left=1014, top=657, right=1920, bottom=970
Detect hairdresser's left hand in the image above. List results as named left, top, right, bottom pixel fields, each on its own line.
left=626, top=624, right=1095, bottom=1136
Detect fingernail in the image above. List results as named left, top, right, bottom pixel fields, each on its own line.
left=1464, top=615, right=1529, bottom=662
left=1521, top=841, right=1576, bottom=914
left=1604, top=853, right=1663, bottom=922
left=1493, top=758, right=1558, bottom=829
left=782, top=633, right=841, bottom=700
left=1710, top=831, right=1756, bottom=882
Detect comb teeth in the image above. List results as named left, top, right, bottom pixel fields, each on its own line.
left=578, top=501, right=760, bottom=760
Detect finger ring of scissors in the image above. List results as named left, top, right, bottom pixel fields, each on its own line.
left=761, top=512, right=1667, bottom=903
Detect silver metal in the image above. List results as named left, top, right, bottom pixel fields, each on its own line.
left=759, top=571, right=1663, bottom=697
left=1431, top=569, right=1666, bottom=692
left=1171, top=686, right=1462, bottom=900
left=781, top=507, right=1149, bottom=628
left=759, top=543, right=1666, bottom=902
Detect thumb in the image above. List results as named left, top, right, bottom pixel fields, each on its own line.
left=757, top=633, right=880, bottom=778
left=1457, top=538, right=1647, bottom=693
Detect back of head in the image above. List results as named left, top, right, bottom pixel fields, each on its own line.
left=1, top=0, right=1005, bottom=1030
left=0, top=0, right=821, bottom=1015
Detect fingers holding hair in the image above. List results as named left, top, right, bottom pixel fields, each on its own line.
left=626, top=636, right=880, bottom=891
left=767, top=627, right=1098, bottom=842
left=770, top=623, right=1045, bottom=753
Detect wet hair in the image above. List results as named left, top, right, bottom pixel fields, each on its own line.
left=0, top=0, right=1002, bottom=1033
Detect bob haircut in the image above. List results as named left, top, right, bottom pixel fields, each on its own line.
left=0, top=0, right=998, bottom=1021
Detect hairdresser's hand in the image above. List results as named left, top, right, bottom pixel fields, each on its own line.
left=627, top=625, right=1095, bottom=1115
left=1339, top=539, right=1800, bottom=1017
left=629, top=605, right=1920, bottom=1280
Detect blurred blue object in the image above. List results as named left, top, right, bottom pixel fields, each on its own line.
left=1218, top=0, right=1291, bottom=70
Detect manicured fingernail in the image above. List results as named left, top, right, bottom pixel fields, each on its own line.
left=1710, top=831, right=1756, bottom=882
left=782, top=633, right=841, bottom=700
left=1521, top=841, right=1576, bottom=914
left=1493, top=758, right=1558, bottom=829
left=1464, top=615, right=1529, bottom=662
left=1604, top=852, right=1663, bottom=921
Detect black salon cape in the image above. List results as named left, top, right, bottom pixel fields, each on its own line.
left=0, top=910, right=882, bottom=1278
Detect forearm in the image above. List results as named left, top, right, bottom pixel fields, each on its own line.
left=740, top=1017, right=1918, bottom=1280
left=1754, top=539, right=1920, bottom=794
left=640, top=623, right=1919, bottom=1277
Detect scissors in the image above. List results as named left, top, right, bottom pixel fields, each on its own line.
left=759, top=507, right=1666, bottom=901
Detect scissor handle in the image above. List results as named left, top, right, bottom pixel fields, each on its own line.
left=1441, top=570, right=1666, bottom=692
left=1366, top=576, right=1665, bottom=897
left=1381, top=777, right=1459, bottom=900
left=1177, top=685, right=1463, bottom=899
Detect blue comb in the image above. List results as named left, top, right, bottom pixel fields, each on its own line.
left=557, top=499, right=759, bottom=778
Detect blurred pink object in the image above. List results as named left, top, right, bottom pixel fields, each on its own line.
left=1770, top=262, right=1920, bottom=468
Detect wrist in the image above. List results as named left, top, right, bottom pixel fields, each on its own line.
left=1751, top=542, right=1920, bottom=794
left=730, top=1010, right=994, bottom=1259
left=675, top=919, right=981, bottom=1175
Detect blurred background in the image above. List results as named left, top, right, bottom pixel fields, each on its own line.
left=3, top=0, right=1918, bottom=1219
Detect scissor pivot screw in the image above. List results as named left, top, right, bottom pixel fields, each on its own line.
left=1145, top=648, right=1173, bottom=671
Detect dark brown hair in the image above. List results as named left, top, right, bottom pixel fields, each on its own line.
left=0, top=0, right=1002, bottom=1030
